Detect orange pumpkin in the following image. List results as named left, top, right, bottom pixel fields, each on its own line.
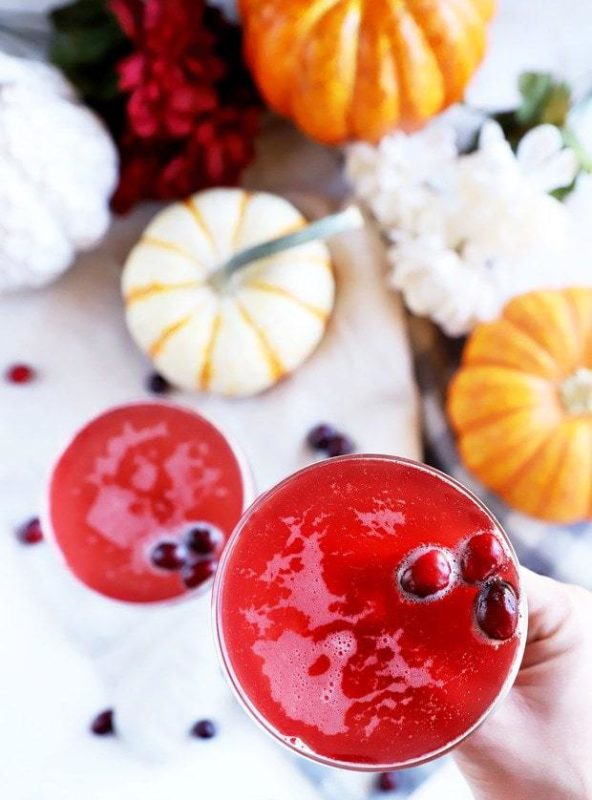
left=239, top=0, right=496, bottom=145
left=448, top=288, right=592, bottom=523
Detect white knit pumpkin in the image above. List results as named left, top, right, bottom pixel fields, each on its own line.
left=122, top=189, right=335, bottom=397
left=0, top=52, right=118, bottom=292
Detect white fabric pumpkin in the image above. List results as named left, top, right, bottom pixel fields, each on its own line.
left=122, top=189, right=335, bottom=397
left=0, top=52, right=118, bottom=292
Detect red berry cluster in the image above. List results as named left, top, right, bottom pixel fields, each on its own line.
left=398, top=533, right=519, bottom=641
left=108, top=0, right=262, bottom=212
left=149, top=524, right=222, bottom=591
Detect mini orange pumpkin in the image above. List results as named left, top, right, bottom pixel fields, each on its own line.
left=239, top=0, right=496, bottom=145
left=448, top=288, right=592, bottom=523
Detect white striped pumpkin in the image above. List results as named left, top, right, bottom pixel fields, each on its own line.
left=122, top=189, right=335, bottom=396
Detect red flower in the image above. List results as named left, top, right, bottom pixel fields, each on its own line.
left=108, top=0, right=262, bottom=213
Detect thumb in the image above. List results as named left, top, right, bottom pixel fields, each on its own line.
left=520, top=567, right=580, bottom=664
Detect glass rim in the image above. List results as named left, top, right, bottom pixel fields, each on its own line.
left=212, top=453, right=528, bottom=772
left=42, top=398, right=256, bottom=608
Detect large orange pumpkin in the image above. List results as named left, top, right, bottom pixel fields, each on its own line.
left=239, top=0, right=496, bottom=145
left=448, top=288, right=592, bottom=523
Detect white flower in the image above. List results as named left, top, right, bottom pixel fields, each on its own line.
left=347, top=118, right=584, bottom=335
left=346, top=126, right=455, bottom=238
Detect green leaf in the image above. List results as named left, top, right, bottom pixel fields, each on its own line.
left=516, top=71, right=571, bottom=128
left=49, top=0, right=129, bottom=130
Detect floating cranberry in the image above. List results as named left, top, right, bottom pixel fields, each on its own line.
left=377, top=771, right=398, bottom=792
left=149, top=541, right=186, bottom=571
left=146, top=372, right=170, bottom=394
left=16, top=517, right=43, bottom=545
left=400, top=548, right=452, bottom=598
left=461, top=532, right=506, bottom=583
left=181, top=557, right=217, bottom=589
left=90, top=709, right=115, bottom=736
left=475, top=580, right=519, bottom=641
left=307, top=424, right=338, bottom=450
left=190, top=719, right=217, bottom=739
left=185, top=524, right=222, bottom=557
left=5, top=363, right=35, bottom=384
left=325, top=434, right=355, bottom=458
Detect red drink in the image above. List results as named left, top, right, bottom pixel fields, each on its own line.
left=47, top=402, right=252, bottom=604
left=215, top=456, right=525, bottom=769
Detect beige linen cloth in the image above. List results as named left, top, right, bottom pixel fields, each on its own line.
left=0, top=120, right=420, bottom=799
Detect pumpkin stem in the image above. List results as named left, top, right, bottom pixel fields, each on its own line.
left=559, top=367, right=592, bottom=414
left=208, top=204, right=364, bottom=288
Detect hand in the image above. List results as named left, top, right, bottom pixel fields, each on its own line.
left=455, top=568, right=592, bottom=800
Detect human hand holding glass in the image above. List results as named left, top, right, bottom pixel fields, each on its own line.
left=455, top=568, right=592, bottom=799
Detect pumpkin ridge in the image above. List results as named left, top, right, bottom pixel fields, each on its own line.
left=505, top=291, right=582, bottom=374
left=533, top=429, right=572, bottom=518
left=465, top=317, right=561, bottom=375
left=385, top=2, right=443, bottom=123
left=450, top=401, right=544, bottom=436
left=139, top=236, right=205, bottom=271
left=406, top=0, right=482, bottom=102
left=586, top=422, right=592, bottom=518
left=344, top=0, right=364, bottom=132
left=285, top=0, right=347, bottom=117
left=245, top=280, right=329, bottom=321
left=565, top=287, right=592, bottom=367
left=125, top=281, right=203, bottom=305
left=148, top=311, right=195, bottom=358
left=480, top=429, right=557, bottom=497
left=197, top=311, right=222, bottom=390
left=231, top=191, right=253, bottom=250
left=236, top=301, right=284, bottom=381
left=183, top=197, right=218, bottom=255
left=384, top=4, right=424, bottom=122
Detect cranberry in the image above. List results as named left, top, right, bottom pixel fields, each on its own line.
left=307, top=424, right=338, bottom=450
left=149, top=541, right=186, bottom=571
left=461, top=532, right=506, bottom=583
left=90, top=709, right=115, bottom=736
left=146, top=372, right=170, bottom=394
left=16, top=517, right=43, bottom=545
left=181, top=557, right=217, bottom=589
left=325, top=434, right=355, bottom=458
left=190, top=719, right=217, bottom=739
left=5, top=363, right=35, bottom=384
left=400, top=548, right=452, bottom=598
left=377, top=771, right=398, bottom=792
left=185, top=524, right=222, bottom=556
left=475, top=580, right=519, bottom=641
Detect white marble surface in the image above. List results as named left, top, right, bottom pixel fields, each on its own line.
left=1, top=1, right=591, bottom=798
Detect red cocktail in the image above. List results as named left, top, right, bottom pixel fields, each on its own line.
left=214, top=455, right=525, bottom=770
left=47, top=402, right=252, bottom=604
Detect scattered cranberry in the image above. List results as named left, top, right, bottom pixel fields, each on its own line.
left=377, top=771, right=398, bottom=792
left=475, top=580, right=519, bottom=641
left=306, top=424, right=355, bottom=458
left=307, top=424, right=338, bottom=450
left=400, top=548, right=452, bottom=598
left=16, top=517, right=43, bottom=545
left=190, top=718, right=217, bottom=739
left=185, top=524, right=222, bottom=556
left=5, top=363, right=35, bottom=384
left=90, top=709, right=115, bottom=736
left=461, top=532, right=506, bottom=584
left=149, top=541, right=186, bottom=571
left=146, top=372, right=170, bottom=394
left=181, top=557, right=217, bottom=589
left=326, top=434, right=355, bottom=457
